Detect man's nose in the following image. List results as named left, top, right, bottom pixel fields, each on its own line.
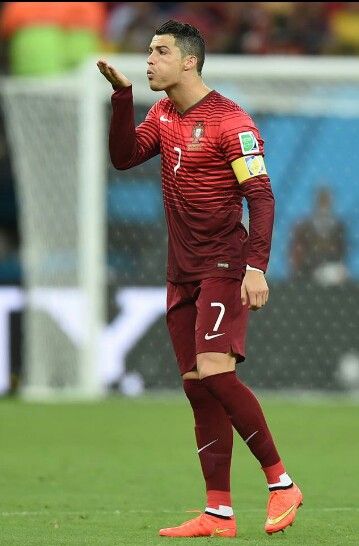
left=147, top=51, right=155, bottom=64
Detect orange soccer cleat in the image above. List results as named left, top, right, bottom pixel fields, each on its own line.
left=264, top=483, right=303, bottom=534
left=159, top=512, right=237, bottom=538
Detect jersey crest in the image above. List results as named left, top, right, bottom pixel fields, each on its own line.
left=188, top=121, right=205, bottom=150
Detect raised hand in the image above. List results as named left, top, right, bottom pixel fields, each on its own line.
left=97, top=59, right=132, bottom=90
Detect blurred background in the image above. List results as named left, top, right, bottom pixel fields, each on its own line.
left=0, top=1, right=359, bottom=398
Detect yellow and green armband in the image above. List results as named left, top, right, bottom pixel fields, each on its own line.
left=231, top=155, right=267, bottom=184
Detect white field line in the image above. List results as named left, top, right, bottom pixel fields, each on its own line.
left=1, top=507, right=358, bottom=517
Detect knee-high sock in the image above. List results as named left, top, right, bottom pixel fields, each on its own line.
left=183, top=379, right=233, bottom=510
left=202, top=371, right=281, bottom=470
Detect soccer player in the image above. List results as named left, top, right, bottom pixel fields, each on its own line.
left=97, top=20, right=303, bottom=538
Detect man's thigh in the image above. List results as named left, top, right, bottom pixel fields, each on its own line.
left=195, top=277, right=249, bottom=363
left=166, top=281, right=199, bottom=375
left=166, top=278, right=249, bottom=375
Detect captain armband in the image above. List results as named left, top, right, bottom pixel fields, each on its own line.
left=231, top=155, right=267, bottom=184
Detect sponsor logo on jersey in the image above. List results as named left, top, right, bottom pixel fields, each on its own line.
left=244, top=155, right=266, bottom=176
left=238, top=131, right=259, bottom=155
left=188, top=121, right=205, bottom=150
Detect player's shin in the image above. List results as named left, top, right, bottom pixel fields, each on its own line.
left=183, top=379, right=234, bottom=517
left=201, top=371, right=292, bottom=489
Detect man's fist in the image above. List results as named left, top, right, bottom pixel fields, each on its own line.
left=97, top=59, right=132, bottom=90
left=241, top=270, right=269, bottom=311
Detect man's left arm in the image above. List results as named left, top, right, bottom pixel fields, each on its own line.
left=219, top=113, right=274, bottom=311
left=239, top=175, right=274, bottom=310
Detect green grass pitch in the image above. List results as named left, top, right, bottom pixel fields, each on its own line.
left=1, top=394, right=358, bottom=545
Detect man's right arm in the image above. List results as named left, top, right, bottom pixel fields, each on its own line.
left=97, top=59, right=160, bottom=170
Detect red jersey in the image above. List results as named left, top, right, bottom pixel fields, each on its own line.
left=110, top=87, right=274, bottom=283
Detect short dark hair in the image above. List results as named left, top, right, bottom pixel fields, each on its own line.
left=155, top=20, right=205, bottom=75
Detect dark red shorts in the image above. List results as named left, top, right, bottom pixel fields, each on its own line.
left=166, top=277, right=249, bottom=375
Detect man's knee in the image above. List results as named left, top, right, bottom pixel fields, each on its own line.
left=182, top=371, right=199, bottom=381
left=183, top=371, right=209, bottom=409
left=197, top=352, right=236, bottom=380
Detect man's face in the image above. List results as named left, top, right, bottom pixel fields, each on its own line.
left=147, top=34, right=186, bottom=91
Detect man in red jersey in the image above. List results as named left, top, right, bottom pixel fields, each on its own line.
left=97, top=20, right=302, bottom=538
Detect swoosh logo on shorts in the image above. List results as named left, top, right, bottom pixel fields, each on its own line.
left=266, top=504, right=296, bottom=526
left=205, top=332, right=225, bottom=340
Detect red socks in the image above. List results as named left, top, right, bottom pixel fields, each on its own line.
left=184, top=372, right=291, bottom=508
left=206, top=490, right=233, bottom=518
left=202, top=371, right=281, bottom=469
left=263, top=460, right=293, bottom=490
left=183, top=379, right=233, bottom=493
left=263, top=460, right=285, bottom=484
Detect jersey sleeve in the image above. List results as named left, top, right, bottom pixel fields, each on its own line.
left=220, top=109, right=274, bottom=273
left=219, top=110, right=264, bottom=164
left=109, top=86, right=160, bottom=170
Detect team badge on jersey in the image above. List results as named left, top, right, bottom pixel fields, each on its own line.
left=188, top=122, right=205, bottom=150
left=238, top=131, right=259, bottom=155
left=192, top=121, right=205, bottom=141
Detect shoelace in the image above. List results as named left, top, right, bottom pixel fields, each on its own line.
left=268, top=489, right=290, bottom=511
left=177, top=511, right=203, bottom=527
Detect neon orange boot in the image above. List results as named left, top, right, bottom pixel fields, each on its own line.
left=159, top=512, right=237, bottom=538
left=264, top=483, right=303, bottom=534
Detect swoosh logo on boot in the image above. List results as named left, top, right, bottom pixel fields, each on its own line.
left=212, top=528, right=231, bottom=536
left=266, top=504, right=296, bottom=525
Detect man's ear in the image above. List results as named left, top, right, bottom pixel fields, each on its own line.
left=184, top=55, right=197, bottom=71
